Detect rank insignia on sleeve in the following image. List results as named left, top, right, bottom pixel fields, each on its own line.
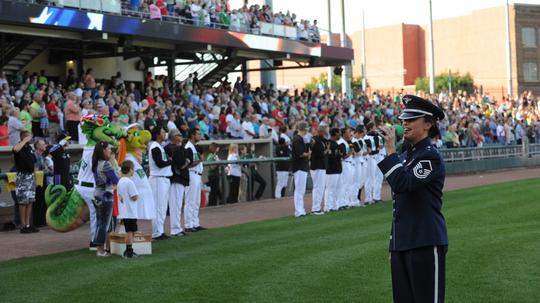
left=413, top=160, right=432, bottom=179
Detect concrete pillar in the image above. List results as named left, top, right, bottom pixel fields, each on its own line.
left=260, top=0, right=276, bottom=89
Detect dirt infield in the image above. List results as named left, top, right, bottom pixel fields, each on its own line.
left=1, top=167, right=538, bottom=262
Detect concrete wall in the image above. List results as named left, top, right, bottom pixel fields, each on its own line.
left=83, top=57, right=144, bottom=82
left=24, top=50, right=66, bottom=79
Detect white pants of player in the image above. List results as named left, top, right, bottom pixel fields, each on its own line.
left=323, top=174, right=340, bottom=211
left=310, top=169, right=326, bottom=212
left=357, top=159, right=368, bottom=204
left=185, top=172, right=202, bottom=229
left=76, top=185, right=96, bottom=242
left=365, top=155, right=377, bottom=203
left=372, top=154, right=384, bottom=201
left=149, top=176, right=171, bottom=238
left=169, top=183, right=186, bottom=235
left=275, top=171, right=289, bottom=198
left=349, top=159, right=362, bottom=207
left=338, top=161, right=354, bottom=207
left=293, top=170, right=307, bottom=217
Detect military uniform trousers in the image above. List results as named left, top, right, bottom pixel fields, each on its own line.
left=391, top=245, right=447, bottom=303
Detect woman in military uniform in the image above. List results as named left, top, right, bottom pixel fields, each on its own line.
left=378, top=95, right=448, bottom=303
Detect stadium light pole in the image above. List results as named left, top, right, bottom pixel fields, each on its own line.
left=340, top=0, right=352, bottom=98
left=362, top=8, right=367, bottom=92
left=505, top=0, right=513, bottom=98
left=327, top=0, right=333, bottom=92
left=428, top=0, right=435, bottom=94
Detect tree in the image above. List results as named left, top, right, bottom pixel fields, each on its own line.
left=415, top=72, right=475, bottom=94
left=304, top=73, right=366, bottom=93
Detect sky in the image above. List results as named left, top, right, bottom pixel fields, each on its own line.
left=229, top=0, right=540, bottom=34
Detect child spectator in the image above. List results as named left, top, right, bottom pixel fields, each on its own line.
left=117, top=160, right=140, bottom=258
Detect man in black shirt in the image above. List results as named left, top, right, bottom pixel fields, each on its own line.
left=144, top=108, right=157, bottom=132
left=274, top=138, right=290, bottom=198
left=309, top=125, right=328, bottom=215
left=291, top=121, right=310, bottom=217
left=165, top=128, right=190, bottom=237
left=49, top=134, right=72, bottom=190
left=324, top=128, right=343, bottom=212
left=13, top=131, right=38, bottom=233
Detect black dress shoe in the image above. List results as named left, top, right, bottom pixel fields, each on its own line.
left=20, top=226, right=30, bottom=234
left=171, top=231, right=187, bottom=237
left=195, top=226, right=207, bottom=231
left=185, top=228, right=198, bottom=232
left=152, top=234, right=170, bottom=240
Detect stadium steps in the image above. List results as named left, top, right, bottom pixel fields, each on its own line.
left=199, top=57, right=244, bottom=88
left=1, top=39, right=48, bottom=77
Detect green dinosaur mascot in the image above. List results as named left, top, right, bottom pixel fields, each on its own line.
left=45, top=114, right=125, bottom=233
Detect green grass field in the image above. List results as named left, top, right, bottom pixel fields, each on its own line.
left=1, top=179, right=539, bottom=302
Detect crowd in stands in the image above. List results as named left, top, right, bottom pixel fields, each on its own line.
left=126, top=0, right=320, bottom=42
left=0, top=68, right=539, bottom=150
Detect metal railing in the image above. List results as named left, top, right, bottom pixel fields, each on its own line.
left=26, top=0, right=321, bottom=44
left=440, top=144, right=530, bottom=162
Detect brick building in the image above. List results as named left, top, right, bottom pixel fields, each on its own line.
left=254, top=3, right=540, bottom=97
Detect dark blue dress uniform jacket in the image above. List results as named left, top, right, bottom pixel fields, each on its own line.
left=378, top=137, right=448, bottom=252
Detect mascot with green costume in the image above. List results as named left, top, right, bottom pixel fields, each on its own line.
left=45, top=114, right=124, bottom=242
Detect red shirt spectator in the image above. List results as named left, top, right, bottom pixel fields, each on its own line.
left=146, top=95, right=156, bottom=107
left=47, top=100, right=60, bottom=123
left=156, top=0, right=167, bottom=16
left=272, top=108, right=285, bottom=127
left=0, top=117, right=9, bottom=146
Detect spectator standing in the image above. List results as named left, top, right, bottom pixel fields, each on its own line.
left=191, top=0, right=202, bottom=26
left=116, top=160, right=139, bottom=258
left=13, top=131, right=38, bottom=233
left=241, top=112, right=256, bottom=139
left=130, top=0, right=141, bottom=11
left=92, top=141, right=119, bottom=257
left=226, top=143, right=241, bottom=203
left=149, top=1, right=162, bottom=20
left=206, top=143, right=222, bottom=206
left=64, top=93, right=81, bottom=143
left=49, top=134, right=72, bottom=190
left=83, top=68, right=96, bottom=91
left=47, top=94, right=61, bottom=143
left=8, top=107, right=24, bottom=145
left=29, top=92, right=45, bottom=138
left=228, top=112, right=244, bottom=139
left=240, top=144, right=266, bottom=200
left=32, top=139, right=48, bottom=227
left=0, top=116, right=9, bottom=146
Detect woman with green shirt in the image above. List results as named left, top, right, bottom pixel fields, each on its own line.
left=206, top=143, right=222, bottom=206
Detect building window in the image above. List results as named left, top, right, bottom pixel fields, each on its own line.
left=523, top=62, right=538, bottom=82
left=521, top=27, right=536, bottom=48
